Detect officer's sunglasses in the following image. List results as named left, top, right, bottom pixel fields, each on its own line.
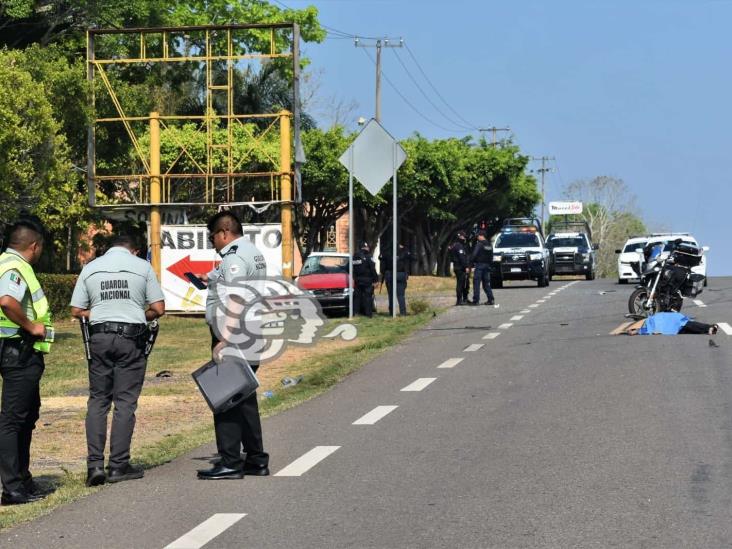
left=208, top=229, right=226, bottom=243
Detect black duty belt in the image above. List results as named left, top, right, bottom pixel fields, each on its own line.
left=89, top=322, right=147, bottom=337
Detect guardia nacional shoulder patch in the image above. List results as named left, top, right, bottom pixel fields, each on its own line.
left=9, top=272, right=21, bottom=285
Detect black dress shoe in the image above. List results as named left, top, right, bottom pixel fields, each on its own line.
left=86, top=467, right=106, bottom=487
left=197, top=465, right=244, bottom=480
left=108, top=464, right=144, bottom=483
left=1, top=490, right=43, bottom=506
left=242, top=463, right=270, bottom=476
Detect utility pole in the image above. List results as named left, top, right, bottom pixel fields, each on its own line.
left=531, top=156, right=555, bottom=232
left=479, top=126, right=510, bottom=147
left=355, top=37, right=403, bottom=123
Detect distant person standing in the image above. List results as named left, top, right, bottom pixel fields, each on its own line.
left=470, top=231, right=496, bottom=306
left=0, top=219, right=53, bottom=505
left=380, top=244, right=412, bottom=316
left=198, top=211, right=270, bottom=480
left=449, top=230, right=471, bottom=306
left=70, top=234, right=165, bottom=487
left=352, top=243, right=378, bottom=317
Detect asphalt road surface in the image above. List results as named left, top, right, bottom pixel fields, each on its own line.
left=3, top=277, right=732, bottom=548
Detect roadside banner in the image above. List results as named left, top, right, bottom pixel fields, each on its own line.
left=549, top=201, right=583, bottom=215
left=160, top=224, right=282, bottom=312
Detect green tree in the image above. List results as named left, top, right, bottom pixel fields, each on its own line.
left=559, top=176, right=647, bottom=277
left=0, top=49, right=89, bottom=268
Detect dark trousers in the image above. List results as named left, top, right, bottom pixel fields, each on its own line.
left=0, top=339, right=44, bottom=493
left=473, top=263, right=495, bottom=303
left=86, top=333, right=147, bottom=469
left=353, top=283, right=374, bottom=317
left=455, top=269, right=470, bottom=303
left=211, top=333, right=268, bottom=470
left=385, top=272, right=408, bottom=315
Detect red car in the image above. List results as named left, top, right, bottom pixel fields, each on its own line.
left=295, top=252, right=351, bottom=314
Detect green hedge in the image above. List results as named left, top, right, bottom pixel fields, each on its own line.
left=38, top=274, right=78, bottom=320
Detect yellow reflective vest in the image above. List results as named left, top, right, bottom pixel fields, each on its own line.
left=0, top=252, right=53, bottom=353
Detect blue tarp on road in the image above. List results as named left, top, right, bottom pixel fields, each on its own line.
left=638, top=312, right=690, bottom=335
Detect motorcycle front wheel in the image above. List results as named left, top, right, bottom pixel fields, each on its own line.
left=628, top=287, right=657, bottom=317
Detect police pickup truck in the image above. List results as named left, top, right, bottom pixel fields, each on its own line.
left=545, top=221, right=598, bottom=280
left=490, top=218, right=551, bottom=288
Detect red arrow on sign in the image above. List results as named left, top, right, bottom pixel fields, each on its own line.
left=166, top=255, right=220, bottom=284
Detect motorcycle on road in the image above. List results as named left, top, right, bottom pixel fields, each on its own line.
left=628, top=239, right=706, bottom=317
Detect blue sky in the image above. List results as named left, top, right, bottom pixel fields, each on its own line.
left=287, top=0, right=731, bottom=275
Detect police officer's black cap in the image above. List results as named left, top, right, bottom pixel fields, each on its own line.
left=456, top=230, right=467, bottom=238
left=360, top=242, right=370, bottom=250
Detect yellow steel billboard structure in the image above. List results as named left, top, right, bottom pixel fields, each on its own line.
left=86, top=23, right=301, bottom=278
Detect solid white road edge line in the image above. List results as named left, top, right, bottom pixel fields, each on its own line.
left=353, top=405, right=399, bottom=425
left=274, top=446, right=341, bottom=477
left=483, top=332, right=500, bottom=340
left=401, top=377, right=437, bottom=391
left=164, top=514, right=246, bottom=549
left=438, top=358, right=465, bottom=368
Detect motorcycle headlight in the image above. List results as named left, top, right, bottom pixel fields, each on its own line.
left=582, top=253, right=591, bottom=261
left=493, top=255, right=502, bottom=262
left=529, top=253, right=543, bottom=261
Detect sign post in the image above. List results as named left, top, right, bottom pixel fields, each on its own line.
left=339, top=119, right=407, bottom=319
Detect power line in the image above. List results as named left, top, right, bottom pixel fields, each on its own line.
left=271, top=0, right=384, bottom=40
left=391, top=48, right=474, bottom=131
left=360, top=48, right=467, bottom=134
left=403, top=42, right=479, bottom=131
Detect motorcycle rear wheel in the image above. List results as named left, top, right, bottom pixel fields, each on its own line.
left=628, top=287, right=657, bottom=317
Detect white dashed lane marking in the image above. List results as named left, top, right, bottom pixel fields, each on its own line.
left=353, top=406, right=399, bottom=425
left=274, top=446, right=341, bottom=477
left=718, top=322, right=732, bottom=335
left=463, top=344, right=484, bottom=352
left=438, top=358, right=465, bottom=368
left=520, top=309, right=531, bottom=314
left=401, top=378, right=437, bottom=391
left=529, top=304, right=539, bottom=308
left=694, top=299, right=707, bottom=308
left=498, top=323, right=513, bottom=330
left=537, top=300, right=546, bottom=303
left=510, top=315, right=524, bottom=321
left=483, top=332, right=500, bottom=340
left=164, top=514, right=246, bottom=549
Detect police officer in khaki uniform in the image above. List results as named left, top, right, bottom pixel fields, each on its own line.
left=197, top=211, right=270, bottom=480
left=0, top=219, right=53, bottom=505
left=70, top=234, right=165, bottom=487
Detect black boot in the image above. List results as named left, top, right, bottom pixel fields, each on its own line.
left=108, top=464, right=144, bottom=483
left=86, top=467, right=106, bottom=487
left=197, top=464, right=245, bottom=480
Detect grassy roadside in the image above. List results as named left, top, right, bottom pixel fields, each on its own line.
left=0, top=302, right=441, bottom=531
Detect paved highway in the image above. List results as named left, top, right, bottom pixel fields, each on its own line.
left=2, top=277, right=731, bottom=548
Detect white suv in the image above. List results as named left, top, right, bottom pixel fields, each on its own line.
left=616, top=237, right=648, bottom=284
left=644, top=233, right=709, bottom=285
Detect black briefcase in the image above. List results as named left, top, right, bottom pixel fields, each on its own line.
left=192, top=349, right=260, bottom=414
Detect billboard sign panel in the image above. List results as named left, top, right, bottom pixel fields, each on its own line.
left=161, top=224, right=282, bottom=312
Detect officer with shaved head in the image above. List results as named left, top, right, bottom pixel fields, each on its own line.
left=0, top=218, right=53, bottom=505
